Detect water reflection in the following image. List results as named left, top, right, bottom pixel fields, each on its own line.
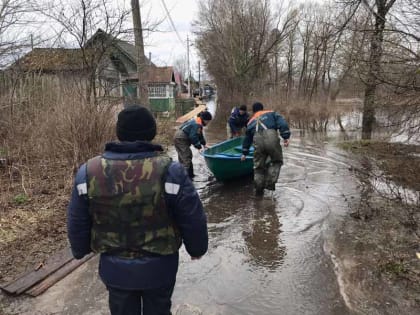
left=243, top=197, right=286, bottom=271
left=200, top=177, right=254, bottom=224
left=171, top=113, right=355, bottom=314
left=197, top=175, right=286, bottom=271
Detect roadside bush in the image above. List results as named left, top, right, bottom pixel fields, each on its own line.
left=13, top=193, right=28, bottom=205
left=0, top=78, right=176, bottom=206
left=43, top=98, right=118, bottom=170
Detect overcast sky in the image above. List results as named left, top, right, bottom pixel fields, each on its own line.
left=8, top=0, right=312, bottom=73
left=134, top=0, right=201, bottom=70
left=2, top=0, right=200, bottom=70
left=135, top=0, right=308, bottom=71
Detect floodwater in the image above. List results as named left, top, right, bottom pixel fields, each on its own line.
left=170, top=99, right=360, bottom=314
left=1, top=98, right=363, bottom=315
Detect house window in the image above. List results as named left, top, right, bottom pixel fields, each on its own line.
left=148, top=84, right=166, bottom=97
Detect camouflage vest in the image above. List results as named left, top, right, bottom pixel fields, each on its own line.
left=86, top=153, right=182, bottom=258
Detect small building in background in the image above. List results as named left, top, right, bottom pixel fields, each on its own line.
left=5, top=29, right=188, bottom=115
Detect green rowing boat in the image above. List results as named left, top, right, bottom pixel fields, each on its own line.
left=202, top=136, right=254, bottom=181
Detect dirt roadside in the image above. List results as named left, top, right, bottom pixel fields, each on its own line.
left=329, top=141, right=420, bottom=314
left=0, top=158, right=69, bottom=287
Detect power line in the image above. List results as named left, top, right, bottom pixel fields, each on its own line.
left=160, top=0, right=187, bottom=50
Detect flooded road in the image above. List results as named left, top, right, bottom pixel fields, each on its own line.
left=170, top=99, right=359, bottom=314
left=2, top=99, right=363, bottom=315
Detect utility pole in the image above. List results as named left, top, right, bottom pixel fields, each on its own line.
left=131, top=0, right=149, bottom=106
left=187, top=35, right=191, bottom=98
left=198, top=60, right=201, bottom=97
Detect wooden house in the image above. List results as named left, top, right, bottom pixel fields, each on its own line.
left=7, top=29, right=180, bottom=112
left=123, top=66, right=177, bottom=112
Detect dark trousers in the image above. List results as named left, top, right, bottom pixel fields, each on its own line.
left=174, top=133, right=194, bottom=178
left=107, top=282, right=175, bottom=315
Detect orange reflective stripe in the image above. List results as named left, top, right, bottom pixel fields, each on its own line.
left=247, top=110, right=273, bottom=125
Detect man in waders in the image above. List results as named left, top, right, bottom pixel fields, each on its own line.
left=67, top=105, right=208, bottom=315
left=174, top=110, right=212, bottom=178
left=241, top=102, right=291, bottom=196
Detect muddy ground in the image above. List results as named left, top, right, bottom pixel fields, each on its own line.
left=331, top=141, right=420, bottom=314
left=0, top=157, right=69, bottom=287
left=0, top=139, right=419, bottom=314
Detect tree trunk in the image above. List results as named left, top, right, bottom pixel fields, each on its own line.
left=131, top=0, right=149, bottom=107
left=361, top=0, right=395, bottom=139
left=286, top=34, right=295, bottom=100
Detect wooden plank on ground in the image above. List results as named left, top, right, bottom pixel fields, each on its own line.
left=0, top=247, right=73, bottom=295
left=194, top=97, right=205, bottom=105
left=26, top=253, right=95, bottom=297
left=176, top=104, right=207, bottom=123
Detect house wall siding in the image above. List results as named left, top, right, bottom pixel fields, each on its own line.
left=150, top=98, right=171, bottom=112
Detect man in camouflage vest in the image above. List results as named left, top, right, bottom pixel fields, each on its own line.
left=67, top=105, right=208, bottom=315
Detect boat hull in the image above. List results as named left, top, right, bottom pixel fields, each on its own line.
left=202, top=137, right=254, bottom=181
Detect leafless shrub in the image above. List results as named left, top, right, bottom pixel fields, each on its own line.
left=0, top=73, right=119, bottom=205
left=155, top=116, right=176, bottom=150
left=346, top=142, right=420, bottom=234
left=43, top=98, right=118, bottom=170
left=0, top=69, right=176, bottom=204
left=249, top=90, right=338, bottom=131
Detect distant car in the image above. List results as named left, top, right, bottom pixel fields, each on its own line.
left=203, top=85, right=214, bottom=97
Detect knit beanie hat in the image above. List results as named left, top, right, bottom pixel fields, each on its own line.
left=199, top=110, right=212, bottom=121
left=116, top=105, right=156, bottom=141
left=252, top=102, right=264, bottom=113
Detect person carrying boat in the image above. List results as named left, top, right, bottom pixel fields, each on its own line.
left=67, top=105, right=208, bottom=315
left=174, top=110, right=213, bottom=178
left=241, top=102, right=291, bottom=195
left=226, top=104, right=249, bottom=138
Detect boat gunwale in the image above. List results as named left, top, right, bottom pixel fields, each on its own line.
left=202, top=137, right=253, bottom=161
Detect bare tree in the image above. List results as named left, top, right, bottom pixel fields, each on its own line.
left=331, top=0, right=419, bottom=139
left=173, top=55, right=187, bottom=81
left=0, top=0, right=35, bottom=68
left=297, top=4, right=316, bottom=98
left=0, top=0, right=46, bottom=121
left=194, top=0, right=295, bottom=112
left=325, top=7, right=369, bottom=101
left=38, top=0, right=130, bottom=104
left=284, top=10, right=299, bottom=101
left=193, top=0, right=418, bottom=132
left=360, top=0, right=397, bottom=139
left=289, top=2, right=351, bottom=102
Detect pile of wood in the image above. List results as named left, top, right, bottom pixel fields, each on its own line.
left=175, top=104, right=207, bottom=124
left=0, top=248, right=94, bottom=297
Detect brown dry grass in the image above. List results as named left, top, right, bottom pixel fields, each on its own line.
left=215, top=89, right=361, bottom=132
left=0, top=85, right=174, bottom=284
left=0, top=93, right=114, bottom=283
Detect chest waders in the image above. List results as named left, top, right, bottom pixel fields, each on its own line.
left=253, top=119, right=283, bottom=192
